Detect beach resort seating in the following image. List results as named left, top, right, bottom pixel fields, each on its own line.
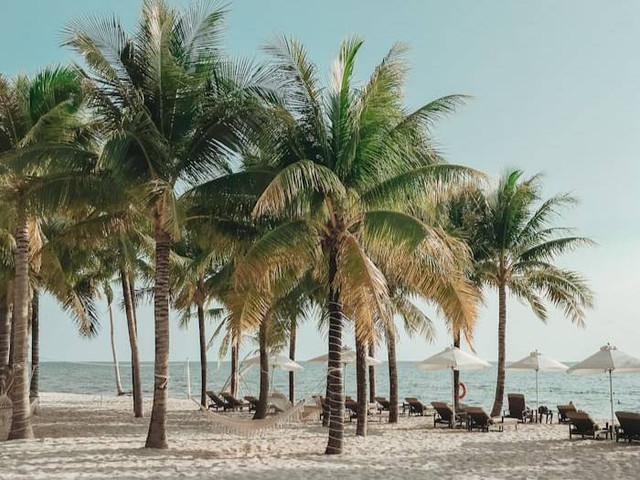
left=465, top=406, right=503, bottom=432
left=557, top=403, right=577, bottom=424
left=406, top=398, right=429, bottom=416
left=403, top=397, right=417, bottom=415
left=503, top=394, right=533, bottom=423
left=615, top=411, right=640, bottom=443
left=220, top=392, right=247, bottom=411
left=244, top=396, right=259, bottom=412
left=375, top=396, right=391, bottom=414
left=345, top=397, right=359, bottom=421
left=431, top=401, right=464, bottom=428
left=206, top=391, right=231, bottom=411
left=567, top=411, right=610, bottom=440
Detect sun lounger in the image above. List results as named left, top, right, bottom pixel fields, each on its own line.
left=403, top=397, right=417, bottom=415
left=557, top=403, right=577, bottom=424
left=407, top=398, right=429, bottom=416
left=220, top=392, right=247, bottom=411
left=615, top=411, right=640, bottom=443
left=345, top=397, right=359, bottom=422
left=206, top=391, right=231, bottom=411
left=465, top=406, right=503, bottom=432
left=375, top=396, right=391, bottom=414
left=431, top=401, right=464, bottom=428
left=503, top=394, right=533, bottom=423
left=244, top=396, right=259, bottom=412
left=567, top=411, right=610, bottom=440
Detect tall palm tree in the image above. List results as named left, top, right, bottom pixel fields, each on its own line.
left=0, top=66, right=85, bottom=439
left=466, top=170, right=595, bottom=417
left=64, top=0, right=268, bottom=448
left=236, top=37, right=478, bottom=453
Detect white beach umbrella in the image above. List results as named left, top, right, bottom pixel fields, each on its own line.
left=567, top=344, right=640, bottom=431
left=308, top=346, right=381, bottom=395
left=418, top=346, right=491, bottom=423
left=308, top=346, right=381, bottom=366
left=243, top=354, right=304, bottom=372
left=507, top=350, right=568, bottom=412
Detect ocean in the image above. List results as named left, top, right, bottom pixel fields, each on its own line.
left=36, top=361, right=640, bottom=420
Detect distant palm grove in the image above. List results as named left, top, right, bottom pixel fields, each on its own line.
left=0, top=0, right=594, bottom=454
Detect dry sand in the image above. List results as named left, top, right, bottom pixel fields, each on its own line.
left=1, top=392, right=639, bottom=479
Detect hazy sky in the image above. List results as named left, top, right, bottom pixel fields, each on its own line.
left=1, top=0, right=639, bottom=363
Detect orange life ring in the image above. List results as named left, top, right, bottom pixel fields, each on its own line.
left=458, top=381, right=467, bottom=400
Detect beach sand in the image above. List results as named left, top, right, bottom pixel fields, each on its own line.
left=0, top=392, right=638, bottom=479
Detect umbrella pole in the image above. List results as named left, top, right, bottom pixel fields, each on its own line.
left=535, top=369, right=539, bottom=416
left=609, top=369, right=614, bottom=436
left=451, top=368, right=456, bottom=429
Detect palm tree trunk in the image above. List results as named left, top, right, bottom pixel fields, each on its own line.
left=108, top=301, right=125, bottom=396
left=0, top=294, right=10, bottom=368
left=254, top=319, right=270, bottom=420
left=145, top=218, right=171, bottom=449
left=325, top=245, right=344, bottom=455
left=121, top=269, right=143, bottom=417
left=355, top=336, right=368, bottom=437
left=230, top=338, right=238, bottom=397
left=8, top=219, right=34, bottom=439
left=453, top=331, right=460, bottom=411
left=289, top=319, right=296, bottom=403
left=387, top=326, right=398, bottom=423
left=29, top=291, right=39, bottom=402
left=368, top=341, right=376, bottom=403
left=322, top=377, right=330, bottom=427
left=197, top=303, right=207, bottom=407
left=490, top=282, right=507, bottom=418
left=8, top=307, right=15, bottom=367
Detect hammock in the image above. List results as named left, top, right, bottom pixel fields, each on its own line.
left=193, top=397, right=308, bottom=437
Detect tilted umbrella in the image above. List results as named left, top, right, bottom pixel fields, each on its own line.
left=508, top=350, right=568, bottom=413
left=308, top=346, right=381, bottom=395
left=243, top=354, right=304, bottom=372
left=243, top=354, right=303, bottom=394
left=418, top=346, right=491, bottom=424
left=567, top=344, right=640, bottom=431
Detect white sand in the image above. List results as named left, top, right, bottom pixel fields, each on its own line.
left=1, top=392, right=639, bottom=479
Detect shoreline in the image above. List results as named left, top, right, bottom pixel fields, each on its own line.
left=1, top=392, right=639, bottom=479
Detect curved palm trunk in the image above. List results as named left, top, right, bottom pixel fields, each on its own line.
left=254, top=319, right=269, bottom=420
left=325, top=246, right=344, bottom=455
left=289, top=320, right=296, bottom=403
left=230, top=338, right=239, bottom=397
left=387, top=326, right=398, bottom=423
left=29, top=291, right=39, bottom=402
left=108, top=301, right=125, bottom=396
left=368, top=341, right=376, bottom=403
left=8, top=219, right=34, bottom=440
left=453, top=331, right=460, bottom=411
left=145, top=220, right=171, bottom=449
left=490, top=282, right=507, bottom=418
left=197, top=303, right=207, bottom=407
left=121, top=270, right=143, bottom=417
left=8, top=307, right=15, bottom=367
left=355, top=336, right=367, bottom=437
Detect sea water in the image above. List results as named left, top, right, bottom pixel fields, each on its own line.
left=36, top=361, right=640, bottom=420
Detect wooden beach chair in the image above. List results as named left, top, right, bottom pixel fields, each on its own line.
left=503, top=394, right=533, bottom=423
left=407, top=398, right=429, bottom=416
left=206, top=391, right=231, bottom=411
left=220, top=392, right=247, bottom=411
left=465, top=406, right=503, bottom=432
left=615, top=411, right=640, bottom=443
left=567, top=411, right=609, bottom=440
left=345, top=397, right=359, bottom=422
left=244, top=396, right=259, bottom=412
left=374, top=396, right=391, bottom=414
left=403, top=397, right=417, bottom=415
left=431, top=401, right=464, bottom=428
left=557, top=403, right=577, bottom=424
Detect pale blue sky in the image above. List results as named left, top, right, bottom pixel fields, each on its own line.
left=1, top=1, right=639, bottom=363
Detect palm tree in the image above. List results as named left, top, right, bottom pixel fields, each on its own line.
left=0, top=66, right=85, bottom=439
left=64, top=0, right=269, bottom=448
left=465, top=170, right=595, bottom=417
left=235, top=37, right=478, bottom=453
